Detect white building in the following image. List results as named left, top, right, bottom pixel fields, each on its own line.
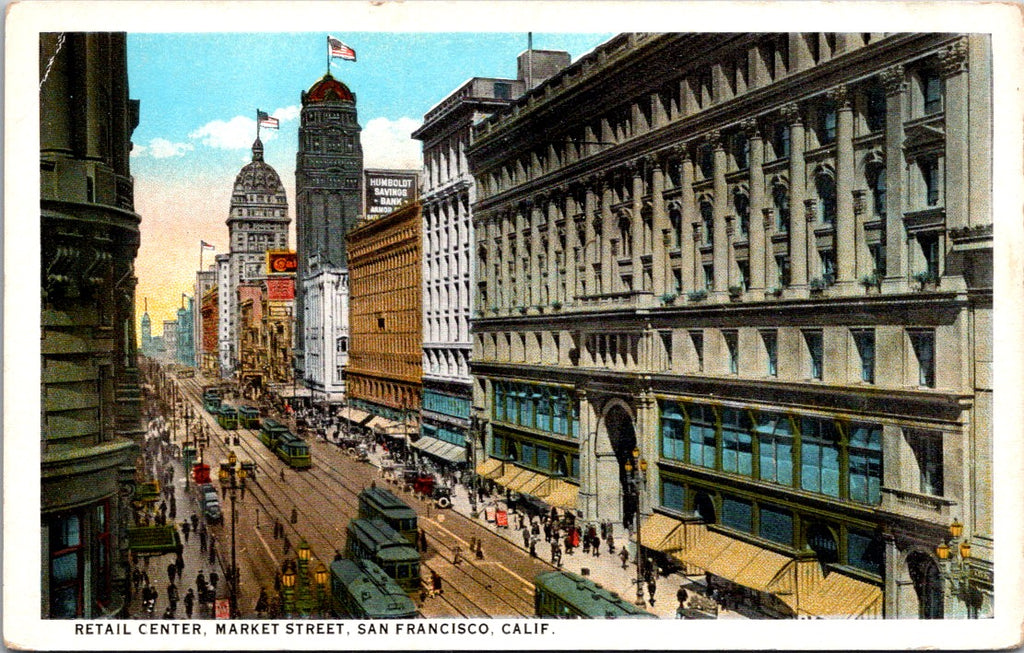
left=216, top=253, right=231, bottom=376
left=302, top=268, right=349, bottom=403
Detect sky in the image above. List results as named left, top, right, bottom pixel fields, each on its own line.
left=128, top=32, right=613, bottom=337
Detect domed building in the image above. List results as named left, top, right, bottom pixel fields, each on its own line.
left=294, top=72, right=363, bottom=402
left=221, top=137, right=290, bottom=376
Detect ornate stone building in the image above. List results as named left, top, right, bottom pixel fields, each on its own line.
left=469, top=33, right=992, bottom=619
left=40, top=32, right=144, bottom=618
left=294, top=73, right=363, bottom=401
left=193, top=265, right=216, bottom=369
left=412, top=51, right=570, bottom=471
left=225, top=139, right=290, bottom=376
left=346, top=202, right=423, bottom=441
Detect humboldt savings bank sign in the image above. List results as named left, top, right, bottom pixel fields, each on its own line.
left=364, top=169, right=419, bottom=219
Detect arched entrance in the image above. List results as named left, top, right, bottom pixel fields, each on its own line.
left=907, top=551, right=944, bottom=619
left=595, top=403, right=637, bottom=527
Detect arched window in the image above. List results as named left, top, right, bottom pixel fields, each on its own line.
left=815, top=171, right=837, bottom=224
left=617, top=216, right=632, bottom=257
left=907, top=552, right=944, bottom=619
left=700, top=201, right=714, bottom=246
left=733, top=191, right=750, bottom=239
left=668, top=207, right=683, bottom=248
left=773, top=184, right=791, bottom=232
left=867, top=163, right=887, bottom=218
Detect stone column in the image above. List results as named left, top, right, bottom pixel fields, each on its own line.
left=784, top=103, right=808, bottom=287
left=584, top=179, right=599, bottom=297
left=711, top=131, right=729, bottom=293
left=678, top=146, right=696, bottom=291
left=546, top=195, right=559, bottom=305
left=881, top=65, right=908, bottom=285
left=651, top=154, right=669, bottom=295
left=940, top=37, right=970, bottom=231
left=853, top=190, right=872, bottom=278
left=565, top=189, right=579, bottom=305
left=578, top=388, right=599, bottom=522
left=834, top=85, right=857, bottom=284
left=501, top=211, right=513, bottom=312
left=630, top=162, right=645, bottom=292
left=762, top=208, right=776, bottom=291
left=747, top=119, right=767, bottom=291
left=601, top=177, right=616, bottom=294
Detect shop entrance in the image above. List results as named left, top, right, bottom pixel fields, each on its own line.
left=596, top=403, right=637, bottom=528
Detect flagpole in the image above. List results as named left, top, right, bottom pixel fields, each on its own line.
left=326, top=34, right=330, bottom=75
left=200, top=242, right=203, bottom=273
left=256, top=108, right=261, bottom=140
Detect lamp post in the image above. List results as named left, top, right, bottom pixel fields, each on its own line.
left=624, top=447, right=648, bottom=608
left=937, top=518, right=977, bottom=618
left=296, top=539, right=313, bottom=617
left=218, top=452, right=245, bottom=618
left=315, top=561, right=329, bottom=617
left=280, top=559, right=297, bottom=618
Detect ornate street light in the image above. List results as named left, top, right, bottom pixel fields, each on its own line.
left=936, top=517, right=976, bottom=618
left=315, top=562, right=329, bottom=617
left=624, top=447, right=648, bottom=608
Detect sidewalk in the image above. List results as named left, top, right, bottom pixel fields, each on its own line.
left=358, top=446, right=748, bottom=620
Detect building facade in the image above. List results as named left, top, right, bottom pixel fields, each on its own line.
left=294, top=73, right=363, bottom=398
left=225, top=138, right=290, bottom=376
left=140, top=299, right=154, bottom=357
left=468, top=33, right=992, bottom=619
left=176, top=297, right=195, bottom=367
left=216, top=253, right=231, bottom=376
left=347, top=201, right=424, bottom=440
left=161, top=320, right=178, bottom=363
left=40, top=32, right=144, bottom=618
left=200, top=285, right=219, bottom=374
left=412, top=54, right=569, bottom=471
left=193, top=266, right=216, bottom=370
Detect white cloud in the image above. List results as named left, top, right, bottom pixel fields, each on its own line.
left=187, top=106, right=299, bottom=151
left=147, top=137, right=194, bottom=159
left=273, top=105, right=300, bottom=123
left=361, top=117, right=423, bottom=170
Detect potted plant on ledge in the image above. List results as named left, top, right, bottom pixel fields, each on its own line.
left=727, top=285, right=744, bottom=301
left=660, top=292, right=678, bottom=306
left=859, top=272, right=882, bottom=294
left=551, top=300, right=563, bottom=311
left=766, top=286, right=784, bottom=299
left=809, top=277, right=829, bottom=294
left=913, top=270, right=939, bottom=291
left=687, top=289, right=708, bottom=302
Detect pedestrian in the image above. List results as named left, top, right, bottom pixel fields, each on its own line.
left=418, top=529, right=428, bottom=554
left=592, top=533, right=601, bottom=558
left=452, top=545, right=462, bottom=566
left=582, top=533, right=590, bottom=555
left=529, top=538, right=537, bottom=558
left=522, top=529, right=530, bottom=548
left=431, top=570, right=443, bottom=596
left=208, top=539, right=216, bottom=564
left=550, top=541, right=561, bottom=565
left=197, top=570, right=206, bottom=592
left=167, top=562, right=177, bottom=584
left=132, top=567, right=142, bottom=593
left=619, top=546, right=629, bottom=569
left=175, top=552, right=185, bottom=578
left=647, top=579, right=657, bottom=607
left=607, top=533, right=616, bottom=554
left=199, top=526, right=207, bottom=552
left=181, top=520, right=191, bottom=543
left=191, top=514, right=199, bottom=532
left=475, top=541, right=484, bottom=560
left=170, top=494, right=177, bottom=519
left=676, top=586, right=688, bottom=607
left=184, top=588, right=195, bottom=618
left=167, top=581, right=179, bottom=611
left=255, top=587, right=269, bottom=617
left=564, top=533, right=573, bottom=556
left=543, top=522, right=552, bottom=543
left=210, top=570, right=219, bottom=590
left=290, top=507, right=298, bottom=524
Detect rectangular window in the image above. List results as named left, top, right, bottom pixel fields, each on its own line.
left=820, top=249, right=836, bottom=284
left=724, top=331, right=739, bottom=374
left=491, top=433, right=505, bottom=458
left=661, top=479, right=686, bottom=513
left=493, top=82, right=512, bottom=100
left=909, top=330, right=936, bottom=387
left=758, top=505, right=794, bottom=545
left=703, top=263, right=714, bottom=291
left=660, top=401, right=686, bottom=462
left=687, top=404, right=717, bottom=468
left=908, top=429, right=944, bottom=495
left=869, top=243, right=887, bottom=277
left=775, top=254, right=791, bottom=287
left=918, top=232, right=941, bottom=279
left=848, top=423, right=883, bottom=505
left=50, top=512, right=83, bottom=618
left=818, top=103, right=837, bottom=144
left=756, top=412, right=794, bottom=486
left=552, top=391, right=568, bottom=435
left=521, top=442, right=537, bottom=467
left=536, top=389, right=552, bottom=431
left=921, top=157, right=941, bottom=206
left=865, top=84, right=887, bottom=132
left=804, top=330, right=823, bottom=380
left=721, top=496, right=753, bottom=533
left=721, top=407, right=753, bottom=476
left=800, top=417, right=841, bottom=498
left=847, top=529, right=883, bottom=576
left=852, top=329, right=875, bottom=383
left=923, top=71, right=942, bottom=115
left=690, top=330, right=704, bottom=372
left=772, top=122, right=791, bottom=159
left=570, top=454, right=580, bottom=479
left=761, top=330, right=778, bottom=377
left=536, top=446, right=550, bottom=471
left=737, top=260, right=750, bottom=291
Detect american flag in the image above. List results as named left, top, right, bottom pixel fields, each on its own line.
left=328, top=36, right=356, bottom=62
left=257, top=110, right=279, bottom=130
left=200, top=240, right=215, bottom=250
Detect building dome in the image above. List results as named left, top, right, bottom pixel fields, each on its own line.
left=303, top=73, right=354, bottom=105
left=232, top=137, right=286, bottom=196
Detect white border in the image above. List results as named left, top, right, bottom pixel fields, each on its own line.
left=6, top=2, right=1024, bottom=650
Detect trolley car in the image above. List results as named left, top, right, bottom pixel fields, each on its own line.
left=238, top=405, right=261, bottom=429
left=217, top=405, right=239, bottom=430
left=203, top=391, right=222, bottom=414
left=275, top=432, right=311, bottom=469
left=258, top=419, right=290, bottom=448
left=534, top=571, right=658, bottom=619
left=345, top=519, right=420, bottom=592
left=330, top=559, right=418, bottom=619
left=357, top=487, right=418, bottom=545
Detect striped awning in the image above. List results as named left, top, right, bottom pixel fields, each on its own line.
left=475, top=458, right=504, bottom=479
left=495, top=465, right=528, bottom=488
left=412, top=436, right=466, bottom=463
left=506, top=469, right=542, bottom=492
left=798, top=572, right=883, bottom=619
left=339, top=407, right=370, bottom=425
left=543, top=480, right=579, bottom=509
left=638, top=513, right=685, bottom=551
left=674, top=526, right=795, bottom=595
left=518, top=473, right=549, bottom=497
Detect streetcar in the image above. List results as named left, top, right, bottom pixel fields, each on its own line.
left=203, top=391, right=222, bottom=414
left=345, top=518, right=421, bottom=593
left=259, top=418, right=291, bottom=448
left=274, top=431, right=311, bottom=469
left=534, top=571, right=659, bottom=619
left=330, top=558, right=418, bottom=619
left=357, top=486, right=418, bottom=546
left=217, top=405, right=239, bottom=430
left=237, top=405, right=261, bottom=429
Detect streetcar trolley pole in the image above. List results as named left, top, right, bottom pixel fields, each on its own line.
left=624, top=447, right=648, bottom=608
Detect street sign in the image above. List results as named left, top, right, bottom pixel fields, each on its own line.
left=215, top=599, right=230, bottom=619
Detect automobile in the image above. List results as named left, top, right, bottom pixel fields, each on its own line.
left=203, top=501, right=223, bottom=524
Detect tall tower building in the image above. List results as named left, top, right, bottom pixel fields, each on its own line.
left=40, top=32, right=143, bottom=617
left=225, top=138, right=289, bottom=376
left=294, top=72, right=363, bottom=401
left=140, top=298, right=153, bottom=356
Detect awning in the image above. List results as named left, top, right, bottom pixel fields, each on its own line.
left=366, top=416, right=390, bottom=431
left=495, top=465, right=528, bottom=488
left=544, top=479, right=579, bottom=509
left=412, top=436, right=466, bottom=463
left=475, top=458, right=504, bottom=479
left=674, top=526, right=795, bottom=595
left=128, top=525, right=182, bottom=556
left=506, top=469, right=542, bottom=493
left=797, top=571, right=883, bottom=619
left=639, top=513, right=685, bottom=551
left=339, top=407, right=370, bottom=425
left=517, top=473, right=548, bottom=497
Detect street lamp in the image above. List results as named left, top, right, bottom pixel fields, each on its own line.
left=314, top=561, right=329, bottom=617
left=218, top=455, right=245, bottom=618
left=624, top=447, right=648, bottom=608
left=280, top=559, right=297, bottom=618
left=296, top=539, right=313, bottom=616
left=936, top=517, right=977, bottom=618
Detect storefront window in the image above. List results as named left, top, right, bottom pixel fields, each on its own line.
left=661, top=479, right=686, bottom=513
left=521, top=442, right=537, bottom=467
left=491, top=434, right=505, bottom=458
left=660, top=401, right=686, bottom=461
left=801, top=417, right=841, bottom=498
left=847, top=529, right=883, bottom=576
left=536, top=446, right=550, bottom=471
left=758, top=505, right=793, bottom=545
left=536, top=389, right=552, bottom=431
left=50, top=513, right=82, bottom=618
left=848, top=423, right=882, bottom=504
left=721, top=496, right=753, bottom=533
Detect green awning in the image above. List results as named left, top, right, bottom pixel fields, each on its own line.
left=134, top=481, right=161, bottom=503
left=128, top=525, right=182, bottom=556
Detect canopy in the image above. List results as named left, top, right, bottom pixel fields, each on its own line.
left=128, top=525, right=182, bottom=556
left=795, top=568, right=883, bottom=619
left=638, top=513, right=686, bottom=551
left=412, top=436, right=467, bottom=463
left=475, top=458, right=504, bottom=479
